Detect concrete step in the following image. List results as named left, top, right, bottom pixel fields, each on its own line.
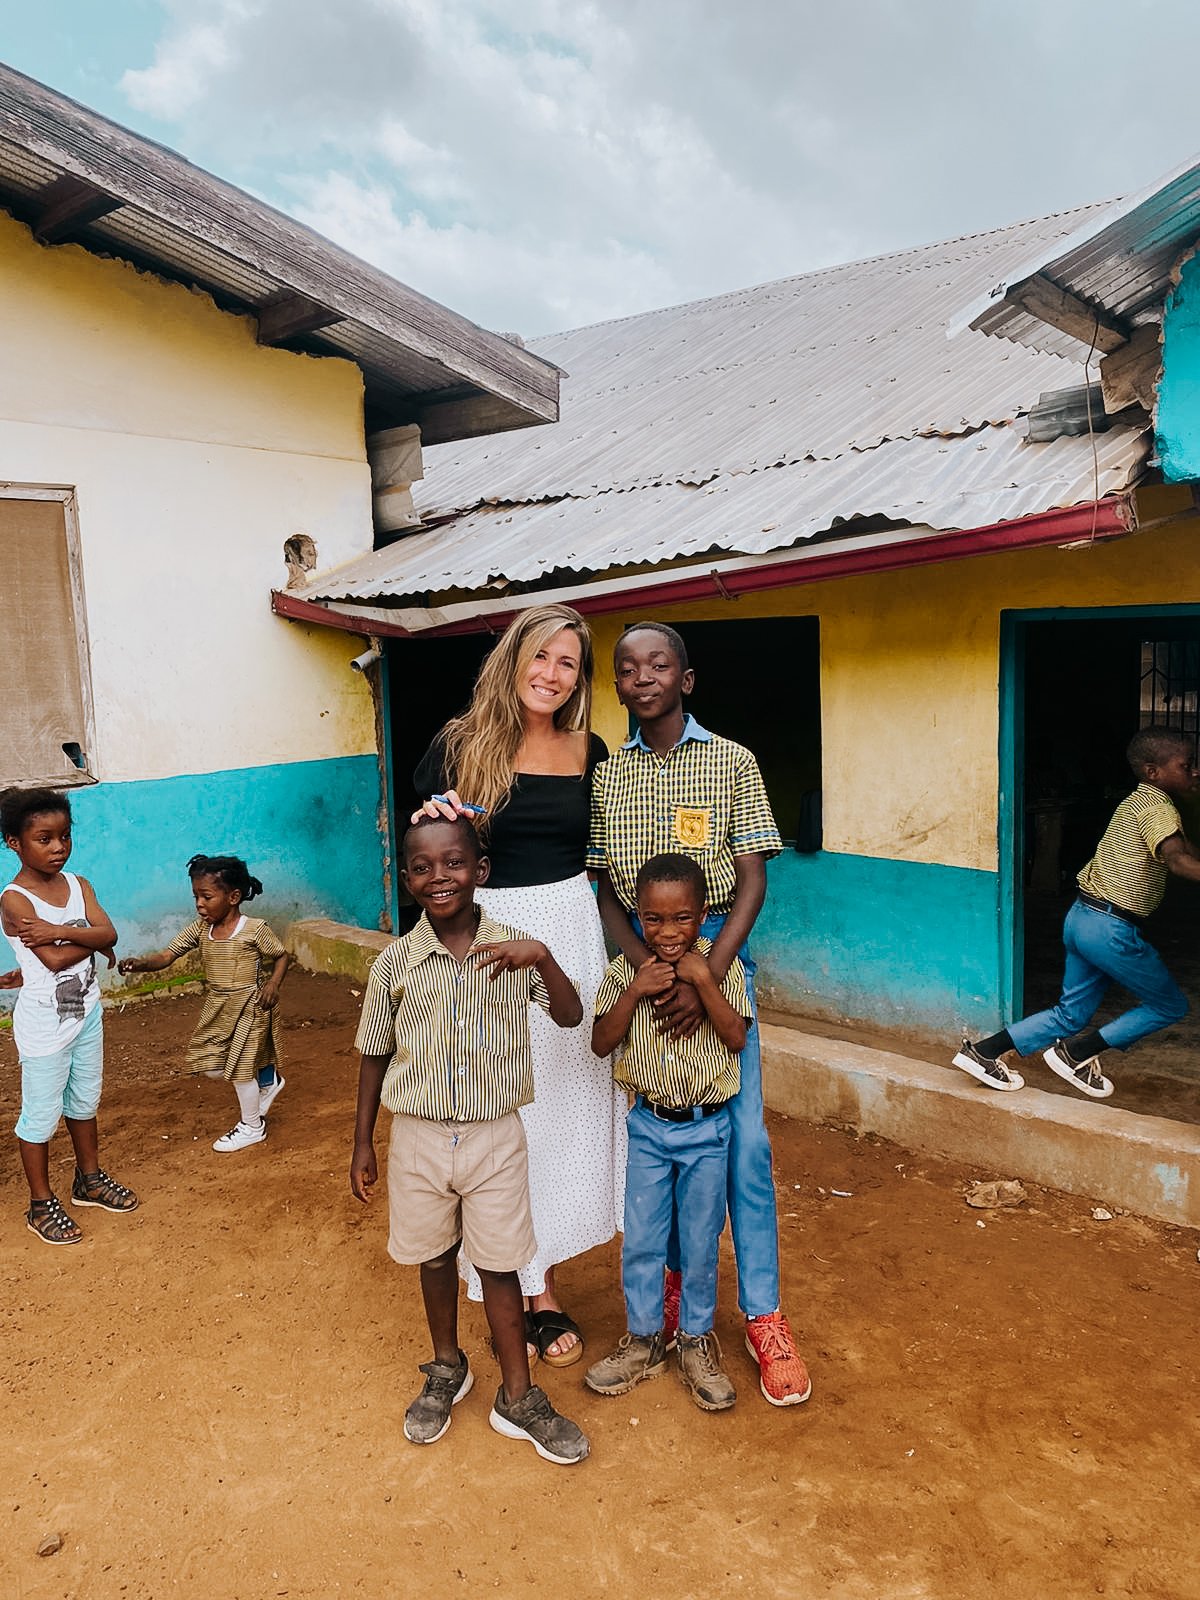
left=762, top=1023, right=1200, bottom=1229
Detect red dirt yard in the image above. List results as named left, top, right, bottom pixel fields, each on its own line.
left=2, top=970, right=1197, bottom=1600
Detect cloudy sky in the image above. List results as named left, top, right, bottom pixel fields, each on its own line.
left=5, top=2, right=1200, bottom=335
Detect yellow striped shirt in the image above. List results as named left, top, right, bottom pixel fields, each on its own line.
left=586, top=717, right=782, bottom=913
left=354, top=910, right=553, bottom=1121
left=1077, top=783, right=1183, bottom=918
left=595, top=938, right=751, bottom=1109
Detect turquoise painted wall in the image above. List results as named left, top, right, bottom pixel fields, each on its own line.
left=1, top=755, right=386, bottom=982
left=754, top=851, right=1003, bottom=1039
left=1157, top=252, right=1200, bottom=482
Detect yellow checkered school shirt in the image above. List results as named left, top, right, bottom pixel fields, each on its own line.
left=595, top=938, right=751, bottom=1109
left=354, top=910, right=554, bottom=1121
left=587, top=716, right=782, bottom=912
left=1077, top=783, right=1183, bottom=918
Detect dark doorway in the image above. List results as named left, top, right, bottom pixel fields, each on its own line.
left=670, top=616, right=822, bottom=848
left=1016, top=612, right=1200, bottom=1120
left=385, top=632, right=493, bottom=930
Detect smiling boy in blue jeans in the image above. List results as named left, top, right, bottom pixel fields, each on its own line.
left=588, top=621, right=811, bottom=1407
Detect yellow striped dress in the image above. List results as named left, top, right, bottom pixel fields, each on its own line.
left=167, top=916, right=285, bottom=1083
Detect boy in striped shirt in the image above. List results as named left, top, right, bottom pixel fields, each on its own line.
left=585, top=853, right=753, bottom=1411
left=350, top=814, right=589, bottom=1464
left=954, top=726, right=1200, bottom=1099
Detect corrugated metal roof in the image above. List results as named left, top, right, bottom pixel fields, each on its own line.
left=956, top=155, right=1200, bottom=359
left=310, top=422, right=1147, bottom=601
left=303, top=206, right=1150, bottom=604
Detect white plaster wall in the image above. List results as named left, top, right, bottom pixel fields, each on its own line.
left=0, top=211, right=378, bottom=782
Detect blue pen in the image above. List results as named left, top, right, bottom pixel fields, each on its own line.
left=432, top=793, right=488, bottom=817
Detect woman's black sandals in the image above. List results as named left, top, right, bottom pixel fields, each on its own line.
left=26, top=1195, right=83, bottom=1245
left=71, top=1168, right=139, bottom=1212
left=528, top=1308, right=585, bottom=1369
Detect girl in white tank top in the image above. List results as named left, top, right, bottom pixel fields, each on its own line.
left=1, top=787, right=138, bottom=1244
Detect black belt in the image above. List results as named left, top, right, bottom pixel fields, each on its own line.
left=635, top=1095, right=727, bottom=1123
left=1077, top=890, right=1144, bottom=927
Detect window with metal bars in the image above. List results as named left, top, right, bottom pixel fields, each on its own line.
left=1140, top=637, right=1200, bottom=752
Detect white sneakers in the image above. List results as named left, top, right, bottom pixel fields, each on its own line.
left=258, top=1073, right=286, bottom=1116
left=213, top=1119, right=267, bottom=1153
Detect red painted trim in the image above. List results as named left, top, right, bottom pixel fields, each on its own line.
left=272, top=497, right=1136, bottom=640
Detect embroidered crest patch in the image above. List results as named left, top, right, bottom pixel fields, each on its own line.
left=672, top=805, right=713, bottom=849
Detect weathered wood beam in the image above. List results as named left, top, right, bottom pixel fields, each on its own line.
left=32, top=173, right=121, bottom=243
left=255, top=290, right=342, bottom=345
left=1100, top=322, right=1161, bottom=414
left=411, top=391, right=558, bottom=446
left=1014, top=273, right=1130, bottom=355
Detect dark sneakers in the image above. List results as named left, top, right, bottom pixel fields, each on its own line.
left=952, top=1040, right=1025, bottom=1092
left=584, top=1331, right=669, bottom=1396
left=1044, top=1041, right=1114, bottom=1099
left=404, top=1352, right=473, bottom=1445
left=489, top=1384, right=590, bottom=1464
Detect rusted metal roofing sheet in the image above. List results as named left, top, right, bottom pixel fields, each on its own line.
left=303, top=205, right=1150, bottom=604
left=956, top=155, right=1200, bottom=359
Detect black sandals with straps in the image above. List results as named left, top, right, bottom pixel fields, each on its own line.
left=26, top=1194, right=83, bottom=1245
left=70, top=1167, right=140, bottom=1212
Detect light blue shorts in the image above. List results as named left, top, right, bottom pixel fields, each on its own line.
left=14, top=1004, right=104, bottom=1142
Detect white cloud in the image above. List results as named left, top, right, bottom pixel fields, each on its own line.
left=116, top=0, right=1200, bottom=334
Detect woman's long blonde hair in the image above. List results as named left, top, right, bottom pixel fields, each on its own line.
left=441, top=603, right=594, bottom=822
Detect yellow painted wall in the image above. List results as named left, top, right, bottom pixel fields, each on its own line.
left=0, top=210, right=377, bottom=782
left=587, top=514, right=1200, bottom=874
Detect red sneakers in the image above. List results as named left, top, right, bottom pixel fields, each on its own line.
left=662, top=1269, right=682, bottom=1349
left=744, top=1310, right=812, bottom=1406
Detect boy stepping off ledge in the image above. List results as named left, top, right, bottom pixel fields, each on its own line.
left=954, top=727, right=1200, bottom=1100
left=586, top=853, right=753, bottom=1410
left=350, top=814, right=589, bottom=1466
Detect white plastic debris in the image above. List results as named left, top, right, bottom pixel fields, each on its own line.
left=1092, top=1207, right=1113, bottom=1221
left=831, top=1189, right=854, bottom=1198
left=965, top=1179, right=1027, bottom=1210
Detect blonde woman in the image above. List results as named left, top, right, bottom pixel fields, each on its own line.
left=413, top=603, right=625, bottom=1366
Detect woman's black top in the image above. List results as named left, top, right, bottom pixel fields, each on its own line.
left=413, top=731, right=609, bottom=889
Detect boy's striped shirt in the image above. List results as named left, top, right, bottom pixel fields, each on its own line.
left=587, top=716, right=782, bottom=913
left=595, top=937, right=751, bottom=1109
left=1077, top=782, right=1183, bottom=918
left=354, top=910, right=553, bottom=1121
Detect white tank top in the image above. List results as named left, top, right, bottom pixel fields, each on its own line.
left=1, top=872, right=100, bottom=1058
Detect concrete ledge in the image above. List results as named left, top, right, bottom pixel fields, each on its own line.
left=286, top=918, right=392, bottom=986
left=762, top=1023, right=1200, bottom=1228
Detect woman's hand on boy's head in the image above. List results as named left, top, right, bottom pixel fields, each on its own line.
left=630, top=958, right=675, bottom=998
left=410, top=789, right=469, bottom=825
left=475, top=938, right=547, bottom=977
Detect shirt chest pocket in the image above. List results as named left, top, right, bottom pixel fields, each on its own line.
left=671, top=805, right=715, bottom=851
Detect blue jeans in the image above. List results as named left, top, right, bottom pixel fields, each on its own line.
left=1008, top=900, right=1188, bottom=1056
left=635, top=912, right=782, bottom=1318
left=622, top=1100, right=730, bottom=1337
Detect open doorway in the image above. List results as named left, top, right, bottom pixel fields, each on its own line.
left=1010, top=609, right=1200, bottom=1120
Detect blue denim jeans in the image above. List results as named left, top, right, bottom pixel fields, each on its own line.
left=635, top=912, right=782, bottom=1318
left=622, top=1100, right=730, bottom=1337
left=1008, top=899, right=1189, bottom=1056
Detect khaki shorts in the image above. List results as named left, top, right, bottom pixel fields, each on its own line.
left=386, top=1110, right=537, bottom=1272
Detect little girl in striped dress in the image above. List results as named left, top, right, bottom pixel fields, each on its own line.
left=119, top=854, right=289, bottom=1152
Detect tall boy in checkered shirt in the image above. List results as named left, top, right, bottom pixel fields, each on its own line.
left=954, top=726, right=1200, bottom=1100
left=588, top=622, right=811, bottom=1407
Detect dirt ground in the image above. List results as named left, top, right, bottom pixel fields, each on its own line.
left=2, top=970, right=1198, bottom=1600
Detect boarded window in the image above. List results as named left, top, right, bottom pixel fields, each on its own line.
left=0, top=497, right=94, bottom=788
